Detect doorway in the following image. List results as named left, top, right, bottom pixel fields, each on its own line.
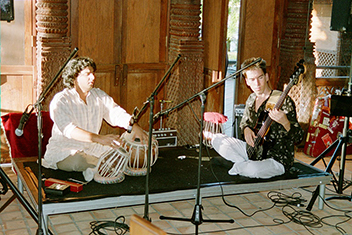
left=223, top=0, right=241, bottom=137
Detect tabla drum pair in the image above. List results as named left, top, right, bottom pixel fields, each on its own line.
left=93, top=131, right=159, bottom=184
left=202, top=112, right=228, bottom=148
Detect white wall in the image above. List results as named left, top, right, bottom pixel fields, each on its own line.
left=311, top=3, right=338, bottom=52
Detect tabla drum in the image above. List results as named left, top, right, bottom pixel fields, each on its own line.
left=203, top=112, right=228, bottom=147
left=120, top=131, right=158, bottom=176
left=93, top=146, right=128, bottom=184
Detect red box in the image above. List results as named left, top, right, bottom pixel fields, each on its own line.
left=44, top=178, right=83, bottom=193
left=304, top=96, right=352, bottom=158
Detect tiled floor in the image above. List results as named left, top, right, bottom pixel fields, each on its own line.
left=1, top=151, right=352, bottom=235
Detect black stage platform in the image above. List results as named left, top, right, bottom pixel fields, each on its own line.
left=13, top=146, right=331, bottom=234
left=23, top=146, right=330, bottom=204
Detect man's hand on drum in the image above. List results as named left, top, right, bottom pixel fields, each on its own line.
left=70, top=127, right=121, bottom=148
left=130, top=124, right=149, bottom=145
left=98, top=134, right=122, bottom=148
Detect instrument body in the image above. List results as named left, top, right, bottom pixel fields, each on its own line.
left=94, top=146, right=129, bottom=184
left=121, top=131, right=158, bottom=176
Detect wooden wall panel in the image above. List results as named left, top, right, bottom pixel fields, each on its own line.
left=0, top=66, right=34, bottom=114
left=94, top=64, right=123, bottom=135
left=121, top=66, right=167, bottom=128
left=93, top=64, right=167, bottom=134
left=123, top=0, right=163, bottom=63
left=73, top=0, right=122, bottom=134
left=238, top=0, right=275, bottom=64
left=203, top=0, right=228, bottom=73
left=70, top=0, right=169, bottom=132
left=94, top=65, right=119, bottom=102
left=237, top=0, right=276, bottom=104
left=24, top=0, right=36, bottom=65
left=77, top=0, right=117, bottom=63
left=202, top=0, right=228, bottom=113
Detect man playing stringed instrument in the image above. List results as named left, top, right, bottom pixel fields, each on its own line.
left=212, top=57, right=304, bottom=178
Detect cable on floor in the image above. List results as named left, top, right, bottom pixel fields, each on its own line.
left=205, top=146, right=352, bottom=235
left=317, top=193, right=352, bottom=235
left=89, top=216, right=129, bottom=235
left=206, top=146, right=277, bottom=217
left=282, top=205, right=322, bottom=234
left=267, top=191, right=307, bottom=207
left=277, top=186, right=352, bottom=235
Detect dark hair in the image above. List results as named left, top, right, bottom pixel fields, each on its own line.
left=241, top=57, right=267, bottom=78
left=62, top=57, right=97, bottom=88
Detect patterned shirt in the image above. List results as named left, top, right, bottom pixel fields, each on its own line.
left=239, top=91, right=304, bottom=170
left=42, top=88, right=131, bottom=169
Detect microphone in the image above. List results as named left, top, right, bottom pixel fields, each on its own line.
left=15, top=105, right=34, bottom=137
left=159, top=100, right=173, bottom=103
left=153, top=108, right=171, bottom=121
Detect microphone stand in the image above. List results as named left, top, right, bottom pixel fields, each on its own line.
left=29, top=48, right=78, bottom=234
left=0, top=165, right=40, bottom=229
left=157, top=58, right=262, bottom=234
left=132, top=54, right=181, bottom=221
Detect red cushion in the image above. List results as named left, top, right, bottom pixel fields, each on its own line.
left=1, top=112, right=53, bottom=158
left=203, top=112, right=228, bottom=124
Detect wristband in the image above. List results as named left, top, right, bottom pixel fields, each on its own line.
left=127, top=117, right=135, bottom=133
left=127, top=124, right=133, bottom=133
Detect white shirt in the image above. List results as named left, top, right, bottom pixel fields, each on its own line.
left=42, top=88, right=131, bottom=169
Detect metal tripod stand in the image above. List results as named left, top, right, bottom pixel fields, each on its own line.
left=156, top=58, right=262, bottom=234
left=307, top=57, right=352, bottom=211
left=159, top=92, right=234, bottom=234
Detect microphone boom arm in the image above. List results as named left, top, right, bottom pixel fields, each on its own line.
left=153, top=57, right=262, bottom=122
left=133, top=54, right=181, bottom=122
left=36, top=47, right=79, bottom=106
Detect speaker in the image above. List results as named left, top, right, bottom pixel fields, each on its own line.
left=233, top=104, right=245, bottom=139
left=330, top=0, right=352, bottom=32
left=330, top=95, right=352, bottom=117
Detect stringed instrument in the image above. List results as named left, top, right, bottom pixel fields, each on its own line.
left=247, top=59, right=306, bottom=159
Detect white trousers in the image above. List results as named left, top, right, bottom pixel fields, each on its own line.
left=57, top=151, right=99, bottom=182
left=211, top=134, right=285, bottom=179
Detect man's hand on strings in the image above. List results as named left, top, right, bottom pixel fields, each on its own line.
left=244, top=127, right=256, bottom=147
left=268, top=108, right=291, bottom=131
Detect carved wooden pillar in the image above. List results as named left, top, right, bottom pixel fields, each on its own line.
left=279, top=0, right=316, bottom=133
left=36, top=0, right=71, bottom=110
left=166, top=0, right=204, bottom=146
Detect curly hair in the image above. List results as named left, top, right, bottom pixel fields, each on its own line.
left=62, top=57, right=97, bottom=88
left=241, top=57, right=267, bottom=78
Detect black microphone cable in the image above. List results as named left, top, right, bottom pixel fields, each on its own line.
left=89, top=215, right=129, bottom=235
